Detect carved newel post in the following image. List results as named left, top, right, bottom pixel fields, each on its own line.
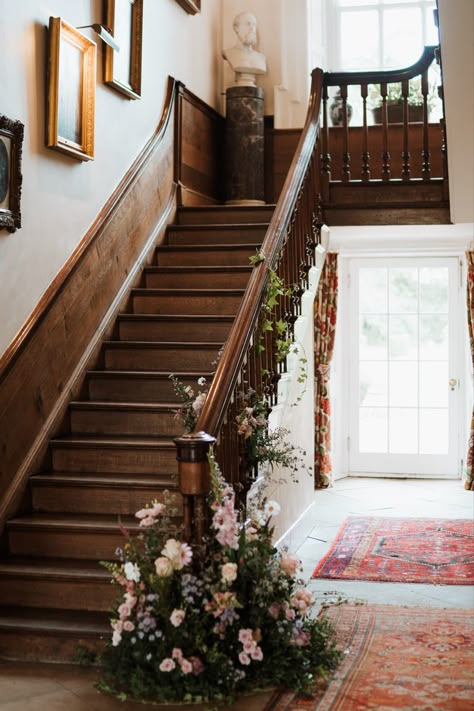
left=174, top=431, right=216, bottom=543
left=222, top=12, right=267, bottom=204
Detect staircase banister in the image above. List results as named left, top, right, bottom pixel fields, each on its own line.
left=324, top=45, right=438, bottom=87
left=194, top=68, right=324, bottom=438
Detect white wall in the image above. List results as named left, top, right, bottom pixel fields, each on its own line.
left=0, top=0, right=221, bottom=358
left=437, top=0, right=474, bottom=225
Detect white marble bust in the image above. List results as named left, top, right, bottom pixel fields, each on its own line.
left=222, top=11, right=267, bottom=87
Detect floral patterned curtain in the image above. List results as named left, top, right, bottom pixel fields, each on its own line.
left=464, top=252, right=474, bottom=491
left=314, top=252, right=338, bottom=489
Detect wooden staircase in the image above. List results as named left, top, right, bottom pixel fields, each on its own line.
left=0, top=204, right=273, bottom=662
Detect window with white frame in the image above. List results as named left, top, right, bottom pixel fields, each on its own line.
left=325, top=0, right=439, bottom=71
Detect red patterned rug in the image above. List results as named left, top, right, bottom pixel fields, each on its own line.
left=267, top=604, right=474, bottom=710
left=311, top=516, right=474, bottom=584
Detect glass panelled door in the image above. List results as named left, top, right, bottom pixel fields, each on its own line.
left=349, top=257, right=460, bottom=477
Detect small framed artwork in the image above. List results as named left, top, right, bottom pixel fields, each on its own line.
left=47, top=17, right=96, bottom=161
left=0, top=115, right=24, bottom=233
left=174, top=0, right=201, bottom=13
left=104, top=0, right=143, bottom=99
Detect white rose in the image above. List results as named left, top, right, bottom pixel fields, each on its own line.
left=123, top=562, right=141, bottom=582
left=221, top=562, right=238, bottom=584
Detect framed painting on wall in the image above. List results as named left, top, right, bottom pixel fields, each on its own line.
left=46, top=17, right=96, bottom=161
left=0, top=115, right=24, bottom=233
left=104, top=0, right=143, bottom=99
left=174, top=0, right=201, bottom=14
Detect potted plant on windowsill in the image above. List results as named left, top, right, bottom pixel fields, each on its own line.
left=369, top=77, right=438, bottom=124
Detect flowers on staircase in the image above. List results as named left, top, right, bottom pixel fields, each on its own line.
left=98, top=454, right=340, bottom=705
left=169, top=374, right=209, bottom=433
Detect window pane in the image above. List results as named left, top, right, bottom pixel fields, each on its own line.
left=419, top=267, right=448, bottom=313
left=389, top=315, right=418, bottom=360
left=360, top=362, right=388, bottom=406
left=383, top=8, right=423, bottom=67
left=419, top=315, right=448, bottom=360
left=419, top=361, right=448, bottom=407
left=360, top=315, right=387, bottom=360
left=419, top=408, right=448, bottom=454
left=360, top=268, right=387, bottom=313
left=341, top=11, right=379, bottom=69
left=389, top=267, right=418, bottom=313
left=339, top=0, right=377, bottom=5
left=389, top=408, right=418, bottom=453
left=360, top=407, right=388, bottom=452
left=389, top=361, right=418, bottom=407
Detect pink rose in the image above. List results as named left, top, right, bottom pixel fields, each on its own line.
left=180, top=658, right=193, bottom=674
left=280, top=551, right=301, bottom=577
left=155, top=556, right=174, bottom=577
left=239, top=652, right=251, bottom=665
left=190, top=656, right=205, bottom=675
left=123, top=620, right=135, bottom=632
left=159, top=658, right=176, bottom=672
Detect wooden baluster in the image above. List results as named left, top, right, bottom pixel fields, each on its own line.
left=401, top=79, right=411, bottom=181
left=381, top=82, right=391, bottom=181
left=341, top=84, right=351, bottom=181
left=421, top=69, right=431, bottom=180
left=361, top=83, right=370, bottom=182
left=321, top=84, right=331, bottom=201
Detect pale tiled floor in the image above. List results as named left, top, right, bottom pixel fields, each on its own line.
left=0, top=477, right=472, bottom=710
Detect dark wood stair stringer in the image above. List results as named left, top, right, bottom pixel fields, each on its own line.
left=0, top=205, right=272, bottom=662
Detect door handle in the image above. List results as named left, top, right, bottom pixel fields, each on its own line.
left=449, top=378, right=457, bottom=391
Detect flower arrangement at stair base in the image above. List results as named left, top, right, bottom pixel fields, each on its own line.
left=98, top=454, right=340, bottom=705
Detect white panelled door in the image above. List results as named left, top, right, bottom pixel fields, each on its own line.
left=349, top=257, right=461, bottom=477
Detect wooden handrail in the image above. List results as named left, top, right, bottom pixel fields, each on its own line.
left=195, top=68, right=324, bottom=438
left=324, top=45, right=437, bottom=87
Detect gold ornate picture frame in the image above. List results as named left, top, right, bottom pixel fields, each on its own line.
left=104, top=0, right=143, bottom=100
left=174, top=0, right=201, bottom=13
left=47, top=17, right=96, bottom=161
left=0, top=115, right=24, bottom=233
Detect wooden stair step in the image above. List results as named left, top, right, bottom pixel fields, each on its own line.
left=0, top=606, right=108, bottom=662
left=144, top=265, right=252, bottom=289
left=86, top=370, right=212, bottom=402
left=166, top=223, right=267, bottom=245
left=130, top=288, right=244, bottom=315
left=117, top=313, right=232, bottom=342
left=50, top=435, right=177, bottom=474
left=154, top=243, right=260, bottom=266
left=103, top=341, right=221, bottom=371
left=31, top=471, right=181, bottom=514
left=69, top=401, right=181, bottom=437
left=6, top=513, right=141, bottom=559
left=0, top=558, right=113, bottom=611
left=176, top=204, right=274, bottom=225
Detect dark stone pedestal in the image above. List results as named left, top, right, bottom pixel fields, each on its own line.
left=225, top=86, right=265, bottom=204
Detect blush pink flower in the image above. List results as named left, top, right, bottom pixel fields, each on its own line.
left=159, top=658, right=176, bottom=672
left=172, top=647, right=183, bottom=660
left=280, top=551, right=301, bottom=577
left=123, top=620, right=135, bottom=632
left=154, top=556, right=174, bottom=577
left=161, top=539, right=193, bottom=570
left=268, top=602, right=280, bottom=619
left=250, top=646, right=263, bottom=661
left=239, top=652, right=251, bottom=665
left=238, top=628, right=254, bottom=644
left=180, top=658, right=193, bottom=674
left=170, top=609, right=186, bottom=627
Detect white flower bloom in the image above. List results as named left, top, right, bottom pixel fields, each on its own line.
left=123, top=561, right=141, bottom=582
left=221, top=562, right=238, bottom=583
left=264, top=500, right=281, bottom=518
left=197, top=377, right=207, bottom=386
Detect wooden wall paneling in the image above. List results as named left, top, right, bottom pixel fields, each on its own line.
left=176, top=84, right=225, bottom=206
left=0, top=78, right=180, bottom=533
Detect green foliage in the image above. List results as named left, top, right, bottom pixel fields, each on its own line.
left=236, top=389, right=311, bottom=482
